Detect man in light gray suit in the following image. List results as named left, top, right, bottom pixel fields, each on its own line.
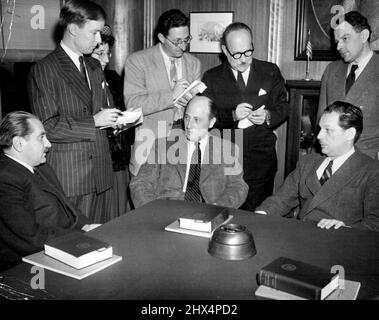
left=318, top=11, right=379, bottom=160
left=256, top=101, right=379, bottom=232
left=130, top=96, right=248, bottom=209
left=124, top=9, right=201, bottom=176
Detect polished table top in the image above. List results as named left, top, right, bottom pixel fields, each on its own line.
left=2, top=200, right=379, bottom=299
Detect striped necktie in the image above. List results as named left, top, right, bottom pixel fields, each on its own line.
left=185, top=142, right=203, bottom=202
left=319, top=160, right=333, bottom=186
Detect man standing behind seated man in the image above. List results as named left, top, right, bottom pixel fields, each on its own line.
left=0, top=112, right=99, bottom=270
left=256, top=102, right=379, bottom=232
left=202, top=22, right=289, bottom=211
left=318, top=11, right=379, bottom=160
left=130, top=96, right=248, bottom=209
left=124, top=9, right=201, bottom=176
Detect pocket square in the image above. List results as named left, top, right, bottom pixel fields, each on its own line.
left=258, top=88, right=267, bottom=96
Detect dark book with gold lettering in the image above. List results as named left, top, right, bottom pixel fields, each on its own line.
left=44, top=232, right=113, bottom=269
left=257, top=257, right=340, bottom=300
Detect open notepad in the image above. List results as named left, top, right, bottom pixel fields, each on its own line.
left=100, top=108, right=143, bottom=130
left=173, top=80, right=207, bottom=104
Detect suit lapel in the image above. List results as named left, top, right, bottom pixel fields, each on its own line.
left=152, top=45, right=172, bottom=90
left=54, top=46, right=92, bottom=109
left=303, top=152, right=360, bottom=216
left=85, top=56, right=106, bottom=113
left=304, top=157, right=325, bottom=196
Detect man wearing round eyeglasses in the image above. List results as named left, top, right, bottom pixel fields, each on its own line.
left=124, top=9, right=201, bottom=177
left=202, top=22, right=289, bottom=211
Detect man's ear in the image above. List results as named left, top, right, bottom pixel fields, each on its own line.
left=157, top=33, right=165, bottom=44
left=221, top=45, right=227, bottom=56
left=12, top=136, right=24, bottom=152
left=209, top=117, right=216, bottom=129
left=345, top=127, right=356, bottom=142
left=360, top=29, right=370, bottom=43
left=67, top=23, right=78, bottom=37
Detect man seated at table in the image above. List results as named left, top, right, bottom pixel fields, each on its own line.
left=255, top=101, right=379, bottom=232
left=130, top=95, right=248, bottom=209
left=0, top=111, right=99, bottom=271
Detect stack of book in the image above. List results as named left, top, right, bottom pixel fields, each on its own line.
left=22, top=232, right=122, bottom=280
left=255, top=257, right=361, bottom=300
left=165, top=208, right=233, bottom=238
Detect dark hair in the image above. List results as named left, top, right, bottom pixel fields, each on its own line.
left=323, top=101, right=363, bottom=143
left=221, top=22, right=253, bottom=47
left=154, top=9, right=189, bottom=43
left=0, top=111, right=39, bottom=149
left=344, top=11, right=372, bottom=42
left=59, top=0, right=106, bottom=31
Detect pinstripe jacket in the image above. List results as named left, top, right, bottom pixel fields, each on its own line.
left=28, top=45, right=113, bottom=197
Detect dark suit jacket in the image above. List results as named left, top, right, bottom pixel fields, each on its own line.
left=0, top=154, right=89, bottom=266
left=202, top=60, right=289, bottom=181
left=318, top=53, right=379, bottom=159
left=28, top=45, right=113, bottom=197
left=256, top=150, right=379, bottom=231
left=130, top=130, right=248, bottom=209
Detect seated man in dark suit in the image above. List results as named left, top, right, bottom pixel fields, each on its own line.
left=130, top=95, right=248, bottom=209
left=0, top=112, right=99, bottom=271
left=255, top=101, right=379, bottom=232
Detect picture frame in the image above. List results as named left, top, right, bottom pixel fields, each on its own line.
left=189, top=11, right=233, bottom=54
left=294, top=0, right=340, bottom=61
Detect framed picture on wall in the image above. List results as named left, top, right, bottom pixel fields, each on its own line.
left=189, top=11, right=233, bottom=53
left=294, top=0, right=340, bottom=61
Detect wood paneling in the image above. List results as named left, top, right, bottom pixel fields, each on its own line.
left=154, top=0, right=270, bottom=75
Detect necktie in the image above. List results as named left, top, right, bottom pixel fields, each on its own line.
left=169, top=58, right=177, bottom=88
left=237, top=71, right=245, bottom=91
left=345, top=64, right=358, bottom=95
left=79, top=56, right=90, bottom=88
left=319, top=160, right=333, bottom=186
left=185, top=142, right=203, bottom=202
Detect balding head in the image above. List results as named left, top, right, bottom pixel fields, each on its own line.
left=184, top=96, right=216, bottom=142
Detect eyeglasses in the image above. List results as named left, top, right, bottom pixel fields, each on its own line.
left=225, top=46, right=254, bottom=59
left=93, top=51, right=112, bottom=59
left=165, top=35, right=192, bottom=47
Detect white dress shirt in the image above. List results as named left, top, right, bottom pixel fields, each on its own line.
left=182, top=135, right=208, bottom=193
left=159, top=43, right=183, bottom=82
left=347, top=50, right=373, bottom=80
left=316, top=147, right=355, bottom=179
left=231, top=66, right=250, bottom=86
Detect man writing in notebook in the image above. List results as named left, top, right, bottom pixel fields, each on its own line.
left=130, top=96, right=248, bottom=209
left=124, top=9, right=201, bottom=176
left=255, top=101, right=379, bottom=232
left=0, top=112, right=99, bottom=270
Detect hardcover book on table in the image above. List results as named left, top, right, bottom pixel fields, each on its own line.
left=257, top=257, right=340, bottom=300
left=44, top=232, right=113, bottom=269
left=179, top=208, right=230, bottom=233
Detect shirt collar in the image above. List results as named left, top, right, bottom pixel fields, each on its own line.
left=60, top=40, right=82, bottom=71
left=349, top=50, right=374, bottom=74
left=329, top=147, right=355, bottom=171
left=4, top=153, right=34, bottom=173
left=187, top=134, right=209, bottom=154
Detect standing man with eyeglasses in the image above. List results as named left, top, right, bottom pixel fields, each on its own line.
left=124, top=9, right=201, bottom=177
left=202, top=22, right=289, bottom=211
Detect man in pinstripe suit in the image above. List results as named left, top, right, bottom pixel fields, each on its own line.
left=28, top=0, right=121, bottom=223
